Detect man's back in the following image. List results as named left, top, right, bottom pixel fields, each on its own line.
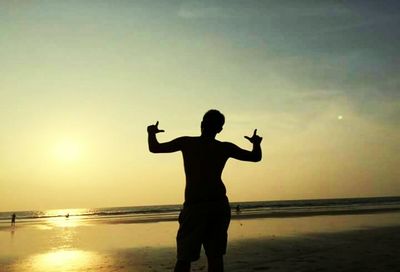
left=179, top=136, right=232, bottom=205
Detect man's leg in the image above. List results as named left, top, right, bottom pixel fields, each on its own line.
left=176, top=205, right=204, bottom=272
left=207, top=255, right=224, bottom=272
left=174, top=260, right=191, bottom=272
left=204, top=201, right=230, bottom=272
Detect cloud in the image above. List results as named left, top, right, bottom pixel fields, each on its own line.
left=177, top=1, right=353, bottom=20
left=178, top=2, right=234, bottom=19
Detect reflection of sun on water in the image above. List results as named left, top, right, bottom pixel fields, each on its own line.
left=44, top=209, right=88, bottom=228
left=46, top=216, right=79, bottom=228
left=26, top=250, right=98, bottom=272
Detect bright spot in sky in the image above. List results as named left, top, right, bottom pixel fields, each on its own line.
left=54, top=140, right=81, bottom=161
left=337, top=115, right=343, bottom=120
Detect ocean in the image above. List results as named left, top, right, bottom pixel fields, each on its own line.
left=1, top=196, right=400, bottom=224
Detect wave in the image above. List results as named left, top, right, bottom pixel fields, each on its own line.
left=1, top=196, right=399, bottom=222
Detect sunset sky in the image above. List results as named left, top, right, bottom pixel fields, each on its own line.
left=1, top=1, right=399, bottom=211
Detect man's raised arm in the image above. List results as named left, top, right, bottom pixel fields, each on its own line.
left=228, top=129, right=262, bottom=162
left=147, top=121, right=182, bottom=153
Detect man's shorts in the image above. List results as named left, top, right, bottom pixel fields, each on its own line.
left=176, top=198, right=231, bottom=262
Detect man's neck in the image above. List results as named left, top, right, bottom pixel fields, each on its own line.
left=200, top=133, right=216, bottom=140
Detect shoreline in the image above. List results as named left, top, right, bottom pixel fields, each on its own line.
left=2, top=195, right=399, bottom=225
left=1, top=206, right=399, bottom=228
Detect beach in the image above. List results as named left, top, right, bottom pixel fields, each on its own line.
left=2, top=1, right=400, bottom=270
left=1, top=210, right=400, bottom=272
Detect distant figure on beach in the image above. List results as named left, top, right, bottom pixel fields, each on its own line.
left=148, top=109, right=262, bottom=272
left=11, top=213, right=16, bottom=227
left=66, top=213, right=69, bottom=218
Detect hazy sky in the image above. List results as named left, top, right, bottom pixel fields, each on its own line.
left=1, top=0, right=399, bottom=211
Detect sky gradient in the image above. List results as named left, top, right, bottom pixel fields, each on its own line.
left=1, top=0, right=399, bottom=211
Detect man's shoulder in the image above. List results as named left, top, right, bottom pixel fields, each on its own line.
left=174, top=136, right=199, bottom=145
left=219, top=140, right=235, bottom=146
left=177, top=136, right=198, bottom=141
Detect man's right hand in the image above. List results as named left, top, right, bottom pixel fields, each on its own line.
left=147, top=121, right=165, bottom=134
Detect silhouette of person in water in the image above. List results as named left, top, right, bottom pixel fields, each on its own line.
left=11, top=213, right=16, bottom=227
left=148, top=109, right=262, bottom=272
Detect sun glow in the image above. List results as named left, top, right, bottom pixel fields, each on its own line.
left=54, top=140, right=82, bottom=161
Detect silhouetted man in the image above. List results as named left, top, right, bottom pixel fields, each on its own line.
left=147, top=109, right=262, bottom=272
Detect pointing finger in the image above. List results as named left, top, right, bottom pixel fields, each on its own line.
left=155, top=121, right=159, bottom=127
left=253, top=129, right=257, bottom=136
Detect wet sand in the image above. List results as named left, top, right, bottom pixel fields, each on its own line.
left=1, top=212, right=400, bottom=271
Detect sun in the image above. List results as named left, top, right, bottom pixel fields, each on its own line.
left=54, top=140, right=82, bottom=161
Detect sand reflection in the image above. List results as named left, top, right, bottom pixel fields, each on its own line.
left=20, top=249, right=100, bottom=272
left=229, top=212, right=400, bottom=241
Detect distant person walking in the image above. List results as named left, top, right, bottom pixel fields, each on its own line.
left=147, top=109, right=262, bottom=272
left=11, top=213, right=16, bottom=227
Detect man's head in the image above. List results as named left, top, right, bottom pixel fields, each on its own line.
left=201, top=109, right=225, bottom=136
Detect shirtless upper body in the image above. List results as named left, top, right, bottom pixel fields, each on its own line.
left=147, top=110, right=262, bottom=205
